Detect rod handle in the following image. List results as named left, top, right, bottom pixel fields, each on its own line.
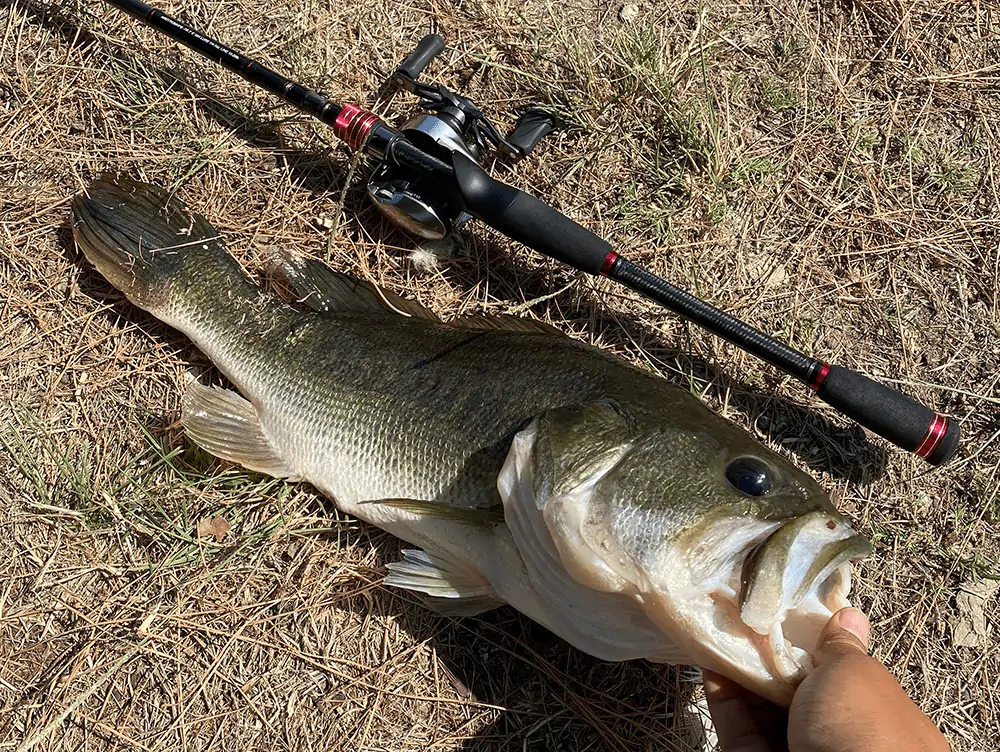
left=449, top=158, right=962, bottom=466
left=450, top=153, right=611, bottom=273
left=395, top=34, right=446, bottom=86
left=814, top=365, right=959, bottom=465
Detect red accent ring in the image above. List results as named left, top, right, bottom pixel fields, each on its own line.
left=333, top=104, right=382, bottom=150
left=914, top=414, right=948, bottom=459
left=600, top=251, right=619, bottom=276
left=809, top=362, right=831, bottom=391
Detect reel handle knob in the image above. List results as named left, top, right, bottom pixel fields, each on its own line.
left=395, top=34, right=446, bottom=90
left=507, top=109, right=556, bottom=158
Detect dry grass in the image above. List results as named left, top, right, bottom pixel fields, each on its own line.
left=1, top=0, right=999, bottom=749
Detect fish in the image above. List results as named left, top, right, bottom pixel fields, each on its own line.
left=70, top=176, right=872, bottom=706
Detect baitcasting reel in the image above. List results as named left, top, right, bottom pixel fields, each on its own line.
left=366, top=35, right=556, bottom=239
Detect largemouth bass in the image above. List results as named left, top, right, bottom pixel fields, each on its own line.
left=71, top=177, right=871, bottom=706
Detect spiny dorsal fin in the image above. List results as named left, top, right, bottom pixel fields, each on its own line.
left=273, top=250, right=568, bottom=336
left=272, top=249, right=437, bottom=320
left=446, top=313, right=564, bottom=336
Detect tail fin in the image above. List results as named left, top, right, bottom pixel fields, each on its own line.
left=71, top=177, right=257, bottom=315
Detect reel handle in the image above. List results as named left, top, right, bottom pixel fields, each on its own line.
left=395, top=34, right=446, bottom=90
left=507, top=109, right=556, bottom=158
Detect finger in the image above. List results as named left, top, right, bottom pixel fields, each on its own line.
left=832, top=606, right=871, bottom=650
left=703, top=671, right=775, bottom=752
left=814, top=607, right=870, bottom=661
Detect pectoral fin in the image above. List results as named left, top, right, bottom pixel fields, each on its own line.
left=181, top=381, right=299, bottom=481
left=385, top=548, right=504, bottom=616
left=361, top=498, right=505, bottom=527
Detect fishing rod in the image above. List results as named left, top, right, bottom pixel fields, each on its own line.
left=98, top=0, right=960, bottom=466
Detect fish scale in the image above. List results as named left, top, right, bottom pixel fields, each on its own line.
left=71, top=176, right=871, bottom=706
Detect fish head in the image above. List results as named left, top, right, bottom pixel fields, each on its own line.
left=517, top=397, right=871, bottom=706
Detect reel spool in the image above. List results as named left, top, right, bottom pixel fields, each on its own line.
left=366, top=34, right=556, bottom=239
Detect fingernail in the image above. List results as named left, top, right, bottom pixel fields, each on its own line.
left=832, top=607, right=871, bottom=650
left=701, top=670, right=724, bottom=692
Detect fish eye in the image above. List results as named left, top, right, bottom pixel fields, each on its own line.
left=725, top=457, right=773, bottom=497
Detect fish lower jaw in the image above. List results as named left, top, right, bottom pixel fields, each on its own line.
left=637, top=586, right=797, bottom=706
left=748, top=562, right=856, bottom=679
left=638, top=560, right=856, bottom=707
left=715, top=562, right=856, bottom=701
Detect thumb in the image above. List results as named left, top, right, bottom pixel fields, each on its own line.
left=813, top=607, right=870, bottom=662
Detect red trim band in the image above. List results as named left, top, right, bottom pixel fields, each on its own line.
left=600, top=251, right=619, bottom=276
left=809, top=362, right=830, bottom=391
left=333, top=104, right=382, bottom=150
left=914, top=414, right=948, bottom=459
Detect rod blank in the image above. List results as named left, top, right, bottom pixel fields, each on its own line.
left=103, top=0, right=343, bottom=125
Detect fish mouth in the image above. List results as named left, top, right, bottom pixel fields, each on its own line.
left=661, top=510, right=871, bottom=703
left=495, top=413, right=872, bottom=705
left=736, top=511, right=871, bottom=680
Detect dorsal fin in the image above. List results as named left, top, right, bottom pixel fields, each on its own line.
left=272, top=249, right=437, bottom=320
left=446, top=313, right=564, bottom=336
left=273, top=250, right=568, bottom=336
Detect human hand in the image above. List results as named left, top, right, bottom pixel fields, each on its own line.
left=703, top=607, right=951, bottom=752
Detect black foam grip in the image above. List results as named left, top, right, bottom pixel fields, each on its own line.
left=451, top=153, right=611, bottom=274
left=396, top=34, right=446, bottom=82
left=816, top=365, right=960, bottom=465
